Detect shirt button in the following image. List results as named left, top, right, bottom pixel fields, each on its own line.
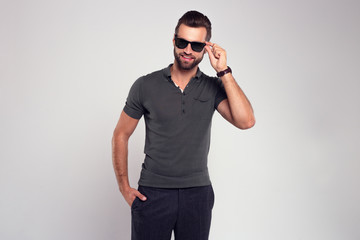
left=182, top=109, right=185, bottom=113
left=182, top=101, right=185, bottom=104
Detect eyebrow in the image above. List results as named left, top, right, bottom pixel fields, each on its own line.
left=175, top=34, right=205, bottom=43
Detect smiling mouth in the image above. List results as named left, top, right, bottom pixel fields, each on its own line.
left=181, top=55, right=194, bottom=62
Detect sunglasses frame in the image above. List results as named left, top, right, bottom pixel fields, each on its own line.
left=174, top=34, right=206, bottom=52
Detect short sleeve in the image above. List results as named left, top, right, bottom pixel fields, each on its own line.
left=123, top=77, right=145, bottom=119
left=214, top=78, right=227, bottom=109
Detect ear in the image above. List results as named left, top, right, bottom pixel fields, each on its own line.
left=172, top=34, right=175, bottom=46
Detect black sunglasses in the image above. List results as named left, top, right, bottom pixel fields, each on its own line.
left=174, top=35, right=206, bottom=52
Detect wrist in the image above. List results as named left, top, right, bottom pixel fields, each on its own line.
left=118, top=177, right=130, bottom=193
left=216, top=66, right=232, bottom=77
left=215, top=66, right=227, bottom=72
left=119, top=184, right=131, bottom=194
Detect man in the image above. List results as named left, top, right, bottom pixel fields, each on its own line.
left=112, top=10, right=255, bottom=240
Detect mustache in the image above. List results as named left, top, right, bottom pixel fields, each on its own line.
left=180, top=53, right=195, bottom=59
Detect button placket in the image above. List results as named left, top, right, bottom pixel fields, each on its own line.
left=181, top=92, right=186, bottom=115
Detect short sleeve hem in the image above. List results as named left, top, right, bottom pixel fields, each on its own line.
left=123, top=105, right=143, bottom=119
left=215, top=96, right=227, bottom=109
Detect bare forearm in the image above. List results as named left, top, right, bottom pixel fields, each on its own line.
left=111, top=135, right=131, bottom=193
left=204, top=41, right=255, bottom=128
left=221, top=73, right=255, bottom=127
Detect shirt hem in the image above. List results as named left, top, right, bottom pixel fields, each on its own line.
left=138, top=167, right=211, bottom=188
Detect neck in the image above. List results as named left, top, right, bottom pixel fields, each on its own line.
left=171, top=61, right=198, bottom=83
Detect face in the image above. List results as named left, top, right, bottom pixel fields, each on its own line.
left=173, top=24, right=207, bottom=71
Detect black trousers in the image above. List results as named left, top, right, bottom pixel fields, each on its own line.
left=131, top=185, right=215, bottom=240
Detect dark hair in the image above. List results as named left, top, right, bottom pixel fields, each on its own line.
left=175, top=10, right=212, bottom=41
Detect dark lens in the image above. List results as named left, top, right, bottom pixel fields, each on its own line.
left=175, top=38, right=189, bottom=49
left=175, top=37, right=205, bottom=52
left=191, top=42, right=206, bottom=52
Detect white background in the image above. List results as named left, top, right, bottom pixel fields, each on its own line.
left=1, top=0, right=359, bottom=239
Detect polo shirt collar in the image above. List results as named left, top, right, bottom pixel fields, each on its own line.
left=164, top=63, right=202, bottom=81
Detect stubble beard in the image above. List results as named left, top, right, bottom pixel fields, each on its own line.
left=173, top=48, right=204, bottom=71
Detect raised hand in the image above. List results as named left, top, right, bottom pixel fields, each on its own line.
left=204, top=41, right=228, bottom=73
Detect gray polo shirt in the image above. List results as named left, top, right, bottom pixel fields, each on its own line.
left=123, top=64, right=227, bottom=188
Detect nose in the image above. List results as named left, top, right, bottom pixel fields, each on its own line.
left=184, top=43, right=192, bottom=54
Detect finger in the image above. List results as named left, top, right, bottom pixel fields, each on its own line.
left=215, top=51, right=221, bottom=59
left=211, top=44, right=224, bottom=52
left=211, top=45, right=219, bottom=57
left=213, top=46, right=225, bottom=59
left=205, top=41, right=213, bottom=47
left=204, top=45, right=212, bottom=54
left=135, top=190, right=147, bottom=201
left=211, top=48, right=221, bottom=59
left=205, top=45, right=216, bottom=62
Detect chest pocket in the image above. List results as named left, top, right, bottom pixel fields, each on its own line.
left=191, top=96, right=214, bottom=120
